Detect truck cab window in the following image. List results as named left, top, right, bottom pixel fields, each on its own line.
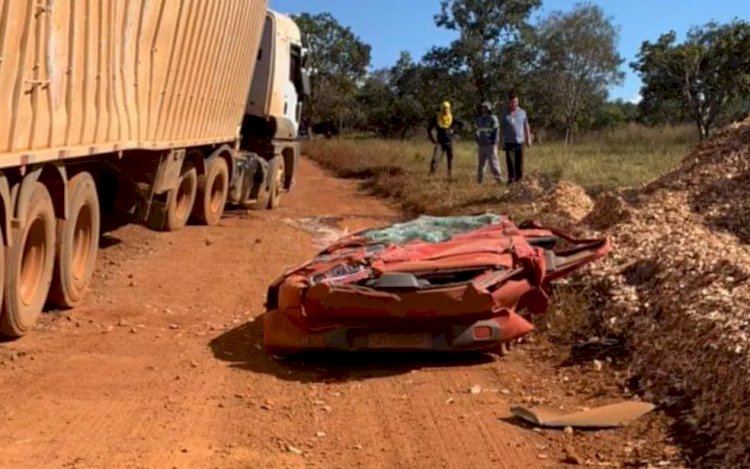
left=290, top=45, right=303, bottom=94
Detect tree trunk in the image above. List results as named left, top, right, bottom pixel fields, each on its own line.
left=695, top=118, right=708, bottom=140
left=400, top=126, right=409, bottom=141
left=564, top=121, right=574, bottom=145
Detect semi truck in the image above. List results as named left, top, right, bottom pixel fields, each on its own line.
left=0, top=0, right=309, bottom=337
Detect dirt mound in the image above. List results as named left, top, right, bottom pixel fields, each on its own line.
left=582, top=192, right=632, bottom=230
left=538, top=181, right=593, bottom=221
left=504, top=176, right=545, bottom=203
left=584, top=119, right=750, bottom=468
left=646, top=118, right=750, bottom=243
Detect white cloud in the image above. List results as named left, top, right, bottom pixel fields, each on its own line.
left=628, top=92, right=643, bottom=104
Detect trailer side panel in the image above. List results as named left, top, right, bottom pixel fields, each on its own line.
left=0, top=0, right=268, bottom=167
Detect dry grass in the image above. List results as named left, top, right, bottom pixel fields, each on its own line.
left=304, top=124, right=695, bottom=218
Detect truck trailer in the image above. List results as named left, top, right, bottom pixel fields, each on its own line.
left=0, top=0, right=309, bottom=336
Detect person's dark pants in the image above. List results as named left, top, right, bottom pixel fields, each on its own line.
left=504, top=142, right=524, bottom=182
left=430, top=142, right=454, bottom=176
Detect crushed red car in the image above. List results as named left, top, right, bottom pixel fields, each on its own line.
left=263, top=214, right=610, bottom=355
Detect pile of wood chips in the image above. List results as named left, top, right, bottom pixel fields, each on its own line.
left=538, top=181, right=593, bottom=221
left=505, top=175, right=545, bottom=203
left=577, top=118, right=750, bottom=468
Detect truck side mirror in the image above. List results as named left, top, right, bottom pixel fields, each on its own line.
left=301, top=69, right=311, bottom=97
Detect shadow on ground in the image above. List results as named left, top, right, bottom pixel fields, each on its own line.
left=208, top=315, right=496, bottom=383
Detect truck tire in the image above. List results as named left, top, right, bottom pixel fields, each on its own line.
left=192, top=157, right=228, bottom=226
left=1, top=183, right=56, bottom=337
left=165, top=162, right=197, bottom=231
left=0, top=230, right=5, bottom=330
left=49, top=172, right=100, bottom=308
left=267, top=156, right=285, bottom=210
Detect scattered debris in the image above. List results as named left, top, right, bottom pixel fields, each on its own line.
left=469, top=385, right=482, bottom=395
left=569, top=337, right=625, bottom=363
left=511, top=401, right=655, bottom=429
left=562, top=446, right=583, bottom=465
left=283, top=216, right=348, bottom=249
left=286, top=445, right=303, bottom=455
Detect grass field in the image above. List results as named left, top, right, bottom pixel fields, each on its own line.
left=303, top=124, right=696, bottom=217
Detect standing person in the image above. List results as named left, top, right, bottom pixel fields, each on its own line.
left=475, top=101, right=503, bottom=184
left=427, top=101, right=457, bottom=179
left=501, top=92, right=532, bottom=183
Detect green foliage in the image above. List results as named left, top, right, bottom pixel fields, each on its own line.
left=632, top=19, right=750, bottom=139
left=354, top=54, right=427, bottom=139
left=530, top=2, right=625, bottom=143
left=431, top=0, right=542, bottom=104
left=591, top=99, right=639, bottom=130
left=293, top=13, right=372, bottom=127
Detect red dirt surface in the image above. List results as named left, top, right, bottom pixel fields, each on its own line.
left=0, top=159, right=682, bottom=469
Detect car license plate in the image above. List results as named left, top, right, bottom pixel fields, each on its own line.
left=369, top=332, right=431, bottom=349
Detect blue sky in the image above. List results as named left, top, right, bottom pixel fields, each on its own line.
left=270, top=0, right=749, bottom=102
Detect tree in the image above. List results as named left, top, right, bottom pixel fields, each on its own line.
left=357, top=70, right=397, bottom=137
left=293, top=13, right=372, bottom=130
left=632, top=20, right=750, bottom=139
left=532, top=3, right=624, bottom=143
left=355, top=55, right=430, bottom=140
left=591, top=99, right=639, bottom=130
left=431, top=0, right=542, bottom=105
left=389, top=52, right=427, bottom=139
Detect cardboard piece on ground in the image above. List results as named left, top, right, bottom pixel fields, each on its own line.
left=510, top=401, right=656, bottom=429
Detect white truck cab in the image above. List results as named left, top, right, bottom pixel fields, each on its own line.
left=233, top=9, right=310, bottom=210
left=245, top=10, right=309, bottom=140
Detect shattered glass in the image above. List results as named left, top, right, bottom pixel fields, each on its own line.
left=362, top=214, right=505, bottom=244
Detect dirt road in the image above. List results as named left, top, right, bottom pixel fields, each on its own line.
left=0, top=159, right=675, bottom=469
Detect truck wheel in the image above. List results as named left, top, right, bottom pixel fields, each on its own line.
left=49, top=172, right=100, bottom=308
left=193, top=157, right=228, bottom=226
left=0, top=230, right=5, bottom=331
left=165, top=162, right=197, bottom=231
left=1, top=183, right=56, bottom=337
left=267, top=156, right=285, bottom=210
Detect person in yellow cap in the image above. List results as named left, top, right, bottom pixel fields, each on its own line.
left=427, top=101, right=459, bottom=179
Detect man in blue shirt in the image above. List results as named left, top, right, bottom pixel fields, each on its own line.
left=475, top=101, right=503, bottom=184
left=501, top=92, right=532, bottom=183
